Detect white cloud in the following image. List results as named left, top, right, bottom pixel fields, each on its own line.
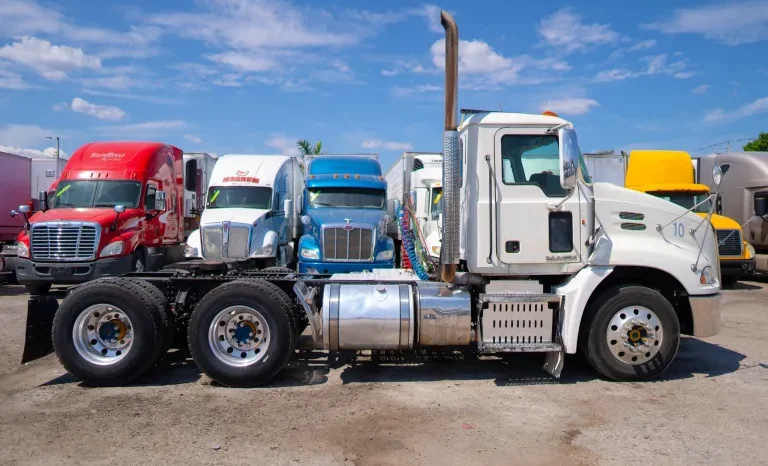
left=593, top=54, right=693, bottom=82
left=0, top=145, right=68, bottom=159
left=0, top=68, right=29, bottom=89
left=51, top=102, right=67, bottom=111
left=81, top=89, right=185, bottom=105
left=361, top=139, right=413, bottom=151
left=703, top=96, right=768, bottom=123
left=610, top=39, right=657, bottom=59
left=427, top=38, right=569, bottom=90
left=0, top=37, right=101, bottom=80
left=391, top=84, right=442, bottom=97
left=211, top=74, right=243, bottom=87
left=644, top=1, right=768, bottom=45
left=70, top=97, right=126, bottom=121
left=97, top=120, right=187, bottom=134
left=266, top=134, right=301, bottom=156
left=540, top=98, right=599, bottom=115
left=692, top=84, right=710, bottom=94
left=184, top=134, right=203, bottom=144
left=207, top=52, right=279, bottom=72
left=538, top=8, right=620, bottom=53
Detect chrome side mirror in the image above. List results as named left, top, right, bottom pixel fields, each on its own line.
left=283, top=199, right=292, bottom=215
left=18, top=205, right=30, bottom=214
left=712, top=163, right=723, bottom=187
left=388, top=199, right=402, bottom=217
left=114, top=205, right=126, bottom=214
left=301, top=215, right=311, bottom=225
left=155, top=191, right=166, bottom=210
left=558, top=128, right=579, bottom=190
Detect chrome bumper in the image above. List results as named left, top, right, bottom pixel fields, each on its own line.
left=690, top=293, right=721, bottom=337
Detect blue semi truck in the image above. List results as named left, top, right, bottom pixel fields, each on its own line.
left=297, top=155, right=395, bottom=274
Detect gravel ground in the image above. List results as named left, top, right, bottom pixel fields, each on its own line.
left=0, top=281, right=766, bottom=465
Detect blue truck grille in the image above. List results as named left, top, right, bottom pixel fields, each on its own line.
left=323, top=227, right=374, bottom=262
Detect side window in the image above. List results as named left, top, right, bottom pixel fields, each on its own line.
left=501, top=134, right=566, bottom=197
left=145, top=185, right=157, bottom=210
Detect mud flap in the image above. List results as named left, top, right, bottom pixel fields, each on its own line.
left=21, top=295, right=59, bottom=364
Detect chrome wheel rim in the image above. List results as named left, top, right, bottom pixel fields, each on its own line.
left=73, top=304, right=133, bottom=365
left=208, top=306, right=270, bottom=367
left=605, top=306, right=663, bottom=365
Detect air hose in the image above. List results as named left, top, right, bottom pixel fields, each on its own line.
left=400, top=209, right=413, bottom=270
left=398, top=207, right=429, bottom=280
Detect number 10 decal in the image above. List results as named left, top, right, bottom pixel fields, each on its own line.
left=672, top=222, right=685, bottom=237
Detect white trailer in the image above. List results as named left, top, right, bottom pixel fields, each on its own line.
left=185, top=154, right=304, bottom=268
left=385, top=152, right=443, bottom=262
left=582, top=152, right=628, bottom=185
left=182, top=152, right=217, bottom=238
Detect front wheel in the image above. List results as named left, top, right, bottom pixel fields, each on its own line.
left=187, top=279, right=295, bottom=387
left=580, top=285, right=680, bottom=381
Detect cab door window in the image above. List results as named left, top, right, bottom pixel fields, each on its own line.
left=501, top=134, right=566, bottom=197
left=145, top=184, right=157, bottom=210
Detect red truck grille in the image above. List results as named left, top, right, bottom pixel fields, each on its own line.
left=30, top=223, right=100, bottom=261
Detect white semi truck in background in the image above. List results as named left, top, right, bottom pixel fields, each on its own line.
left=385, top=152, right=443, bottom=268
left=21, top=11, right=722, bottom=388
left=185, top=154, right=304, bottom=268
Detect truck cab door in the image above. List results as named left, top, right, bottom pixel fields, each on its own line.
left=492, top=128, right=585, bottom=268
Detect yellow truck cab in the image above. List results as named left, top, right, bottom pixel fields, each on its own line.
left=626, top=150, right=755, bottom=285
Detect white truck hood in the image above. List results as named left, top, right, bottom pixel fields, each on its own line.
left=200, top=207, right=270, bottom=226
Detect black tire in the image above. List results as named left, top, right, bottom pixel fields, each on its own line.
left=721, top=275, right=738, bottom=287
left=187, top=279, right=295, bottom=387
left=579, top=285, right=680, bottom=381
left=131, top=249, right=147, bottom=272
left=122, top=278, right=176, bottom=358
left=25, top=283, right=51, bottom=295
left=51, top=277, right=165, bottom=386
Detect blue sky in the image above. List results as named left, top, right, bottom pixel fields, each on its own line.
left=0, top=0, right=767, bottom=171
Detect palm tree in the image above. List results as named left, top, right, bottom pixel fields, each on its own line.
left=297, top=139, right=323, bottom=157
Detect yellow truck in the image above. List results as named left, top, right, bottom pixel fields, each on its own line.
left=626, top=150, right=755, bottom=285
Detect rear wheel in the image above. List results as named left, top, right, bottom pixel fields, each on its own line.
left=580, top=285, right=680, bottom=381
left=187, top=279, right=295, bottom=387
left=52, top=277, right=165, bottom=386
left=25, top=283, right=51, bottom=295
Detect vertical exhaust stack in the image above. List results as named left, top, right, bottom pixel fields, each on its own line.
left=440, top=10, right=460, bottom=283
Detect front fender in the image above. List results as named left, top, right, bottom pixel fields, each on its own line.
left=251, top=230, right=278, bottom=257
left=552, top=266, right=614, bottom=354
left=186, top=229, right=202, bottom=258
left=298, top=234, right=320, bottom=260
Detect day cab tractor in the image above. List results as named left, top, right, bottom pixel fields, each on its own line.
left=21, top=11, right=723, bottom=387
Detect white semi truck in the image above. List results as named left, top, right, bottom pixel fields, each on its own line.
left=21, top=11, right=722, bottom=387
left=385, top=152, right=443, bottom=267
left=185, top=154, right=304, bottom=268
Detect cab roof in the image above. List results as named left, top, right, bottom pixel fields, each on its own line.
left=62, top=142, right=178, bottom=176
left=626, top=150, right=695, bottom=188
left=307, top=156, right=382, bottom=176
left=459, top=112, right=569, bottom=129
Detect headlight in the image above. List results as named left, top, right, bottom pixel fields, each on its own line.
left=745, top=242, right=755, bottom=259
left=184, top=244, right=199, bottom=257
left=100, top=241, right=125, bottom=258
left=376, top=249, right=394, bottom=261
left=699, top=266, right=716, bottom=285
left=301, top=248, right=319, bottom=260
left=15, top=241, right=29, bottom=258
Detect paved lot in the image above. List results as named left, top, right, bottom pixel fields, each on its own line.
left=0, top=281, right=767, bottom=465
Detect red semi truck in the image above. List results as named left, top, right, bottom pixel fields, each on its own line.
left=13, top=142, right=189, bottom=294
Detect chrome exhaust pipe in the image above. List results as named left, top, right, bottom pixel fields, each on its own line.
left=440, top=10, right=460, bottom=283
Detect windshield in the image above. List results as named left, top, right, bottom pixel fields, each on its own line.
left=430, top=187, right=443, bottom=220
left=52, top=180, right=142, bottom=208
left=308, top=187, right=385, bottom=209
left=207, top=186, right=272, bottom=209
left=650, top=192, right=712, bottom=213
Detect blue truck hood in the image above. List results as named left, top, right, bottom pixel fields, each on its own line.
left=306, top=208, right=386, bottom=227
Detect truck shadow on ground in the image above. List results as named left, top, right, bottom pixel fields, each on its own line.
left=724, top=282, right=763, bottom=291
left=39, top=337, right=746, bottom=389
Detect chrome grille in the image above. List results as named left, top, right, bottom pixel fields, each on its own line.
left=716, top=229, right=742, bottom=257
left=322, top=226, right=374, bottom=262
left=202, top=223, right=251, bottom=260
left=226, top=225, right=250, bottom=259
left=202, top=225, right=223, bottom=260
left=30, top=222, right=99, bottom=261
